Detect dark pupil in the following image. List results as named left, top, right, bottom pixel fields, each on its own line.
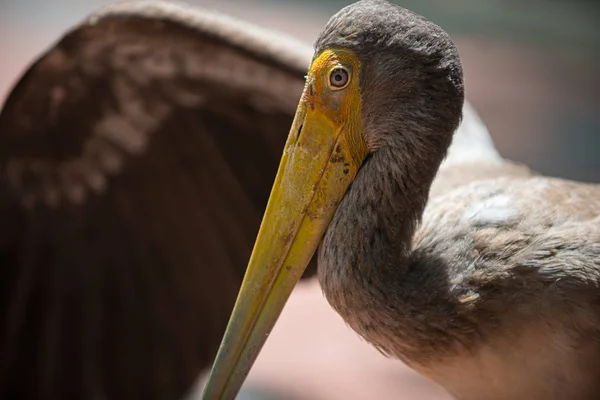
left=330, top=69, right=348, bottom=87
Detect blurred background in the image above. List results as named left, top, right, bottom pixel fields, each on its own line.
left=0, top=1, right=598, bottom=399
left=1, top=0, right=599, bottom=181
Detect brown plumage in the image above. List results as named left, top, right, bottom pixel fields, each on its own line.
left=0, top=2, right=316, bottom=399
left=199, top=1, right=600, bottom=399
left=311, top=2, right=600, bottom=399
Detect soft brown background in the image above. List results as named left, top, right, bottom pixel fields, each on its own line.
left=1, top=1, right=598, bottom=399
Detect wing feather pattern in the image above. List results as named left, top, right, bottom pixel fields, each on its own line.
left=0, top=2, right=314, bottom=399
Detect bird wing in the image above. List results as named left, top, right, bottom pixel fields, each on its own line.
left=416, top=176, right=600, bottom=375
left=421, top=96, right=600, bottom=332
left=0, top=2, right=313, bottom=399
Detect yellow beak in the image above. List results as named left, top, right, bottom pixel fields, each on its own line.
left=202, top=50, right=367, bottom=399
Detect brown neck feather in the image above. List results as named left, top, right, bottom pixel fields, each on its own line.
left=318, top=134, right=470, bottom=365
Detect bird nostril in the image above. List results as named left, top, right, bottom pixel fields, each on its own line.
left=297, top=123, right=304, bottom=140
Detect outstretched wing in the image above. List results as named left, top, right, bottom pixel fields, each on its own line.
left=0, top=2, right=314, bottom=399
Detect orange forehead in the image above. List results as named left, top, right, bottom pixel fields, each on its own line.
left=300, top=48, right=368, bottom=164
left=301, top=48, right=362, bottom=127
left=308, top=48, right=360, bottom=84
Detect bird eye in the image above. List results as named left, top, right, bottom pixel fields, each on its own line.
left=329, top=67, right=350, bottom=89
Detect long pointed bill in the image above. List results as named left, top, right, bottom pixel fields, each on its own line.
left=202, top=49, right=367, bottom=400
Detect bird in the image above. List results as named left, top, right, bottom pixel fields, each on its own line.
left=201, top=1, right=600, bottom=399
left=0, top=1, right=324, bottom=399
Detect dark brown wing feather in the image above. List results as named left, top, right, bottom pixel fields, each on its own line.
left=0, top=2, right=313, bottom=399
